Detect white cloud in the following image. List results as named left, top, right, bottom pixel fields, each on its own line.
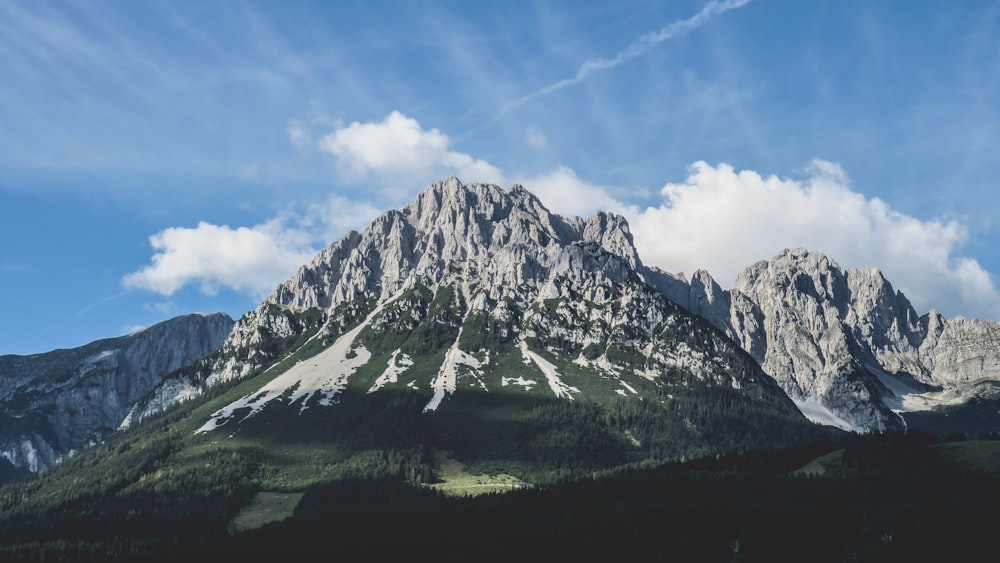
left=124, top=220, right=317, bottom=298
left=319, top=111, right=505, bottom=187
left=298, top=195, right=383, bottom=247
left=135, top=102, right=1000, bottom=321
left=626, top=160, right=1000, bottom=319
left=517, top=166, right=629, bottom=218
left=124, top=195, right=381, bottom=299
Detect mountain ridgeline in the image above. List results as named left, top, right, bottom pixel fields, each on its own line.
left=666, top=248, right=1000, bottom=433
left=134, top=178, right=1000, bottom=441
left=0, top=313, right=233, bottom=473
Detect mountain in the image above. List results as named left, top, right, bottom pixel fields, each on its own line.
left=0, top=313, right=233, bottom=473
left=671, top=248, right=1000, bottom=433
left=130, top=179, right=1000, bottom=440
left=122, top=177, right=819, bottom=470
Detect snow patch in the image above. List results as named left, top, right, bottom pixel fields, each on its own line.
left=86, top=350, right=116, bottom=363
left=501, top=376, right=538, bottom=390
left=793, top=396, right=863, bottom=433
left=1, top=440, right=43, bottom=473
left=368, top=350, right=414, bottom=393
left=518, top=340, right=579, bottom=400
left=120, top=377, right=203, bottom=430
left=424, top=326, right=485, bottom=412
left=196, top=312, right=373, bottom=433
left=619, top=380, right=638, bottom=395
left=873, top=368, right=973, bottom=413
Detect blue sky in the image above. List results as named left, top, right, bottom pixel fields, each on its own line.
left=2, top=0, right=999, bottom=355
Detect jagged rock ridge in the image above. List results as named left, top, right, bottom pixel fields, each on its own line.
left=672, top=248, right=1000, bottom=432
left=0, top=313, right=233, bottom=471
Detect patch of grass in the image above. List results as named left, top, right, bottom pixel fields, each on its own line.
left=229, top=491, right=305, bottom=532
left=425, top=450, right=528, bottom=497
left=934, top=440, right=1000, bottom=475
left=793, top=449, right=845, bottom=477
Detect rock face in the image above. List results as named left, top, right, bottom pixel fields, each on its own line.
left=672, top=248, right=1000, bottom=432
left=0, top=313, right=233, bottom=471
left=160, top=178, right=803, bottom=440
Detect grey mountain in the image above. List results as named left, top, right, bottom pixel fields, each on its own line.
left=130, top=178, right=802, bottom=446
left=0, top=313, right=233, bottom=472
left=673, top=248, right=1000, bottom=432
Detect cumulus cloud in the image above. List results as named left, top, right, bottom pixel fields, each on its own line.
left=319, top=111, right=505, bottom=188
left=299, top=195, right=384, bottom=247
left=626, top=160, right=1000, bottom=318
left=141, top=104, right=999, bottom=320
left=124, top=220, right=316, bottom=298
left=517, top=166, right=629, bottom=218
left=124, top=195, right=382, bottom=299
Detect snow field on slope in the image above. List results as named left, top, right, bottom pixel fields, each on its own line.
left=367, top=349, right=414, bottom=394
left=873, top=368, right=974, bottom=413
left=196, top=301, right=389, bottom=433
left=518, top=340, right=579, bottom=400
left=793, top=397, right=862, bottom=433
left=424, top=325, right=488, bottom=412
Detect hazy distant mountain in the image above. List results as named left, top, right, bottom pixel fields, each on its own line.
left=0, top=313, right=233, bottom=472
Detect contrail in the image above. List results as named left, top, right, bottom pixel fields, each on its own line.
left=497, top=0, right=752, bottom=117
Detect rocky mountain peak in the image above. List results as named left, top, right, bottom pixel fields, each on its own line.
left=734, top=248, right=849, bottom=305
left=582, top=211, right=640, bottom=270
left=669, top=246, right=1000, bottom=433
left=206, top=178, right=652, bottom=385
left=120, top=180, right=1000, bottom=437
